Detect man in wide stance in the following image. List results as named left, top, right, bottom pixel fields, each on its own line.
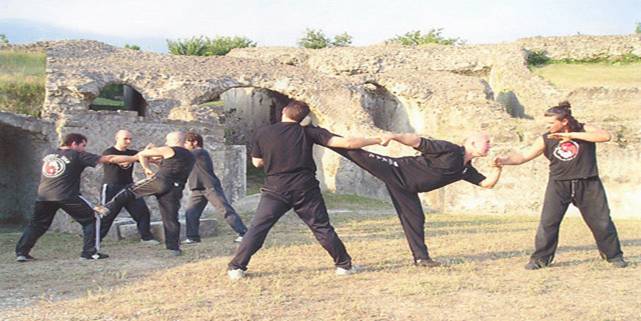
left=95, top=131, right=195, bottom=256
left=227, top=100, right=385, bottom=280
left=16, top=133, right=136, bottom=261
left=326, top=131, right=503, bottom=267
left=495, top=101, right=627, bottom=269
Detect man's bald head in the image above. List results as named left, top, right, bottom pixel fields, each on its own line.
left=166, top=131, right=186, bottom=147
left=464, top=132, right=491, bottom=157
left=115, top=129, right=133, bottom=149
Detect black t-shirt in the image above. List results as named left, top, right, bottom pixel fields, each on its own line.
left=251, top=122, right=334, bottom=192
left=399, top=138, right=486, bottom=193
left=101, top=146, right=138, bottom=185
left=542, top=133, right=598, bottom=180
left=187, top=148, right=219, bottom=190
left=37, top=148, right=101, bottom=201
left=157, top=146, right=196, bottom=184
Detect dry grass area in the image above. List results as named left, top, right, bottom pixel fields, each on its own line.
left=531, top=63, right=641, bottom=90
left=1, top=199, right=641, bottom=321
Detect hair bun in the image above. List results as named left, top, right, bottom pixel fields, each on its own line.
left=558, top=100, right=572, bottom=109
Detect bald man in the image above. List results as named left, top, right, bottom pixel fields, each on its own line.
left=95, top=131, right=195, bottom=255
left=326, top=132, right=503, bottom=267
left=99, top=130, right=157, bottom=244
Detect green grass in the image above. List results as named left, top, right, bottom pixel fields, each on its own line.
left=531, top=63, right=641, bottom=90
left=0, top=50, right=46, bottom=117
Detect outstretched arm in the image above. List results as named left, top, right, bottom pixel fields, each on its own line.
left=495, top=137, right=545, bottom=166
left=325, top=136, right=384, bottom=149
left=136, top=146, right=175, bottom=176
left=381, top=133, right=421, bottom=148
left=479, top=165, right=502, bottom=189
left=547, top=124, right=611, bottom=143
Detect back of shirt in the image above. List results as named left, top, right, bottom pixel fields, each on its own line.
left=187, top=148, right=218, bottom=190
left=102, top=146, right=138, bottom=185
left=37, top=148, right=101, bottom=201
left=251, top=122, right=333, bottom=192
left=157, top=146, right=196, bottom=184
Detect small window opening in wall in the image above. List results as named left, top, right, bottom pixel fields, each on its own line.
left=89, top=84, right=147, bottom=116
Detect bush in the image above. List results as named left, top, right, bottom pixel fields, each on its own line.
left=124, top=44, right=140, bottom=51
left=636, top=22, right=641, bottom=34
left=0, top=50, right=45, bottom=117
left=167, top=36, right=256, bottom=56
left=386, top=29, right=464, bottom=46
left=526, top=50, right=551, bottom=66
left=297, top=29, right=353, bottom=49
left=0, top=34, right=8, bottom=45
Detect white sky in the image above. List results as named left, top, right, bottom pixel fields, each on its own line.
left=1, top=0, right=640, bottom=47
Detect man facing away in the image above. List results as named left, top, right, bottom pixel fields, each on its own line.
left=99, top=129, right=158, bottom=245
left=95, top=131, right=195, bottom=256
left=227, top=100, right=386, bottom=280
left=183, top=131, right=247, bottom=244
left=16, top=133, right=137, bottom=261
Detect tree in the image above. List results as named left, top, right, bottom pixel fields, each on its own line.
left=0, top=34, right=8, bottom=45
left=297, top=29, right=353, bottom=49
left=386, top=29, right=464, bottom=46
left=636, top=22, right=641, bottom=34
left=124, top=44, right=141, bottom=51
left=167, top=36, right=256, bottom=56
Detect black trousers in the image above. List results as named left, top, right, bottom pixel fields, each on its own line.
left=16, top=195, right=97, bottom=256
left=531, top=177, right=623, bottom=263
left=185, top=184, right=247, bottom=241
left=228, top=187, right=352, bottom=271
left=99, top=183, right=154, bottom=241
left=329, top=147, right=431, bottom=261
left=106, top=176, right=184, bottom=250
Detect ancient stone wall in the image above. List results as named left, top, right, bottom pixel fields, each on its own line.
left=517, top=35, right=641, bottom=60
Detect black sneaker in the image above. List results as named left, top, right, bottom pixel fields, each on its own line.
left=80, top=252, right=110, bottom=260
left=524, top=259, right=549, bottom=270
left=415, top=258, right=442, bottom=268
left=16, top=254, right=36, bottom=262
left=607, top=256, right=628, bottom=268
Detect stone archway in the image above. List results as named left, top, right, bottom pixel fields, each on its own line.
left=0, top=112, right=54, bottom=224
left=360, top=82, right=416, bottom=133
left=90, top=84, right=148, bottom=116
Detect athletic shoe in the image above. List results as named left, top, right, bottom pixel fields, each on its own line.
left=414, top=258, right=441, bottom=268
left=524, top=259, right=549, bottom=270
left=80, top=252, right=109, bottom=260
left=168, top=249, right=183, bottom=257
left=93, top=205, right=110, bottom=217
left=16, top=254, right=36, bottom=262
left=182, top=238, right=200, bottom=245
left=608, top=256, right=628, bottom=268
left=233, top=236, right=243, bottom=243
left=227, top=268, right=245, bottom=280
left=140, top=239, right=160, bottom=245
left=335, top=265, right=362, bottom=276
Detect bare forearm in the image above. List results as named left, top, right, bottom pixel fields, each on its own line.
left=139, top=154, right=152, bottom=172
left=391, top=133, right=421, bottom=148
left=109, top=155, right=138, bottom=164
left=480, top=168, right=502, bottom=189
left=568, top=131, right=611, bottom=142
left=342, top=137, right=382, bottom=149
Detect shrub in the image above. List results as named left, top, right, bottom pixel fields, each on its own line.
left=167, top=36, right=256, bottom=56
left=0, top=34, right=8, bottom=45
left=386, top=29, right=464, bottom=46
left=526, top=50, right=551, bottom=66
left=124, top=44, right=141, bottom=50
left=297, top=29, right=353, bottom=49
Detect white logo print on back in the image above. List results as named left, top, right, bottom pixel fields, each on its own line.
left=42, top=154, right=67, bottom=178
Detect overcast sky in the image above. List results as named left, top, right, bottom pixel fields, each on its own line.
left=1, top=0, right=640, bottom=51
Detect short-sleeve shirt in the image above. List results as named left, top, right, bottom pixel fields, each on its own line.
left=398, top=138, right=486, bottom=193
left=101, top=146, right=138, bottom=185
left=542, top=132, right=598, bottom=180
left=37, top=148, right=101, bottom=201
left=251, top=122, right=334, bottom=192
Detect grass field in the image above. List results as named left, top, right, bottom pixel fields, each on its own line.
left=1, top=194, right=640, bottom=321
left=0, top=50, right=46, bottom=117
left=531, top=63, right=641, bottom=90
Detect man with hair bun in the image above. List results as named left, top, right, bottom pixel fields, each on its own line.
left=496, top=101, right=627, bottom=269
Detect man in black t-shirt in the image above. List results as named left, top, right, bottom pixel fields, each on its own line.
left=496, top=101, right=626, bottom=269
left=16, top=133, right=139, bottom=262
left=99, top=130, right=157, bottom=244
left=95, top=131, right=195, bottom=256
left=183, top=132, right=247, bottom=244
left=227, top=100, right=385, bottom=280
left=326, top=132, right=503, bottom=267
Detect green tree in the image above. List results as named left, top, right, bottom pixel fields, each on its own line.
left=124, top=44, right=141, bottom=50
left=0, top=34, right=8, bottom=45
left=332, top=32, right=352, bottom=47
left=636, top=22, right=641, bottom=34
left=167, top=36, right=256, bottom=56
left=386, top=29, right=464, bottom=46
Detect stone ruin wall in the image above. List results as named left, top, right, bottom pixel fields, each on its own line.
left=1, top=34, right=640, bottom=233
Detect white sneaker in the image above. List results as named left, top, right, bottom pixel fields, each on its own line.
left=228, top=269, right=245, bottom=280
left=140, top=239, right=160, bottom=245
left=335, top=265, right=362, bottom=276
left=233, top=236, right=243, bottom=243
